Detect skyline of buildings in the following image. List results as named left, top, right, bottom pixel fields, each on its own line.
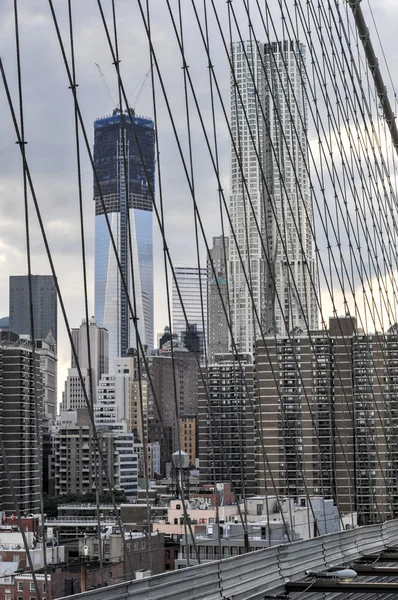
left=0, top=35, right=396, bottom=545
left=0, top=0, right=398, bottom=585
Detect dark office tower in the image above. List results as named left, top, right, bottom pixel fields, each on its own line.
left=9, top=275, right=57, bottom=342
left=149, top=345, right=198, bottom=473
left=198, top=353, right=256, bottom=497
left=0, top=342, right=43, bottom=513
left=94, top=108, right=155, bottom=359
left=207, top=236, right=229, bottom=362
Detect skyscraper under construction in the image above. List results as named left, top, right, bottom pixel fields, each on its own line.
left=94, top=108, right=155, bottom=358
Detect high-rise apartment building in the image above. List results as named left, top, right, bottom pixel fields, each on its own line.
left=207, top=236, right=230, bottom=362
left=94, top=356, right=148, bottom=442
left=254, top=317, right=359, bottom=520
left=352, top=328, right=398, bottom=524
left=198, top=353, right=256, bottom=497
left=255, top=333, right=337, bottom=502
left=172, top=266, right=207, bottom=360
left=61, top=317, right=108, bottom=411
left=53, top=409, right=139, bottom=500
left=36, top=330, right=57, bottom=419
left=94, top=108, right=155, bottom=359
left=9, top=275, right=57, bottom=342
left=229, top=41, right=318, bottom=352
left=0, top=341, right=43, bottom=513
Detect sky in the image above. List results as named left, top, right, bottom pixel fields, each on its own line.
left=0, top=0, right=397, bottom=401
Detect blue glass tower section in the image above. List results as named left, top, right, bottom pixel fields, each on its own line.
left=94, top=109, right=155, bottom=359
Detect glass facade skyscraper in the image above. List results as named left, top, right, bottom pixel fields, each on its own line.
left=94, top=109, right=155, bottom=358
left=172, top=266, right=207, bottom=361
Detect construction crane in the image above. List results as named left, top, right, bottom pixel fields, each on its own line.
left=95, top=62, right=116, bottom=107
left=130, top=64, right=152, bottom=109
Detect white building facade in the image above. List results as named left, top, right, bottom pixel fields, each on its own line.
left=61, top=317, right=108, bottom=411
left=94, top=357, right=148, bottom=443
left=229, top=40, right=318, bottom=352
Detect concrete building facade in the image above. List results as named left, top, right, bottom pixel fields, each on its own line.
left=94, top=356, right=148, bottom=442
left=36, top=331, right=57, bottom=419
left=53, top=410, right=138, bottom=500
left=0, top=342, right=43, bottom=513
left=149, top=348, right=198, bottom=473
left=198, top=353, right=256, bottom=497
left=61, top=317, right=109, bottom=412
left=253, top=316, right=398, bottom=525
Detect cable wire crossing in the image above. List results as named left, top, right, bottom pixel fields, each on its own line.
left=1, top=0, right=398, bottom=597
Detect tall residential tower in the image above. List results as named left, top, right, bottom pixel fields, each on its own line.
left=94, top=109, right=155, bottom=358
left=229, top=41, right=318, bottom=352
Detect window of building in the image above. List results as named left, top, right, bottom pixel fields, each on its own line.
left=30, top=582, right=36, bottom=591
left=17, top=582, right=23, bottom=592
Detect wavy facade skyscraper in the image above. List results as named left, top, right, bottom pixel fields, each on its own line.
left=94, top=109, right=155, bottom=358
left=229, top=41, right=318, bottom=352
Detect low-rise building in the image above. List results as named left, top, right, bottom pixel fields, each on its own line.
left=78, top=530, right=165, bottom=578
left=242, top=495, right=355, bottom=539
left=176, top=521, right=291, bottom=568
left=153, top=498, right=239, bottom=538
left=0, top=515, right=65, bottom=599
